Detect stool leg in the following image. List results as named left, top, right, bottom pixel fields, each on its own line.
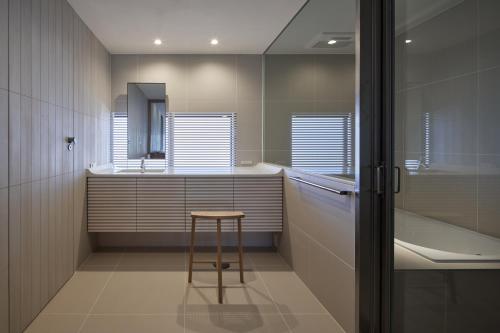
left=237, top=218, right=244, bottom=283
left=216, top=219, right=223, bottom=304
left=188, top=216, right=196, bottom=283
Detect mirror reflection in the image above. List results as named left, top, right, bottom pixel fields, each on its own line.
left=263, top=0, right=356, bottom=179
left=127, top=83, right=167, bottom=159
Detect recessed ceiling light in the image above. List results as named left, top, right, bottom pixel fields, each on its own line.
left=327, top=39, right=337, bottom=45
left=210, top=38, right=219, bottom=45
left=405, top=39, right=412, bottom=44
left=154, top=39, right=162, bottom=45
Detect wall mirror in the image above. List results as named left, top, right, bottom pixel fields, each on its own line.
left=127, top=83, right=167, bottom=159
left=263, top=0, right=356, bottom=179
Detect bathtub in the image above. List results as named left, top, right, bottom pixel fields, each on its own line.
left=395, top=209, right=500, bottom=262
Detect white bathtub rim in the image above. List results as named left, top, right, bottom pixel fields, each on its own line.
left=395, top=209, right=500, bottom=263
left=395, top=238, right=500, bottom=263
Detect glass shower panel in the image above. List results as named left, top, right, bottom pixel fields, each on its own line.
left=393, top=0, right=500, bottom=332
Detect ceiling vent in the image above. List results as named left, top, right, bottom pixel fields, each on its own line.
left=306, top=32, right=354, bottom=50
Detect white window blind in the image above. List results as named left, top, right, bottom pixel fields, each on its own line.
left=423, top=111, right=431, bottom=167
left=405, top=112, right=431, bottom=171
left=111, top=113, right=236, bottom=168
left=111, top=113, right=129, bottom=169
left=173, top=114, right=236, bottom=167
left=291, top=114, right=353, bottom=175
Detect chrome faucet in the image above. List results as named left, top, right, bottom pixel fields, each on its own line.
left=140, top=158, right=145, bottom=173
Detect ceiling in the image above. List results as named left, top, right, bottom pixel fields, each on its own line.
left=266, top=0, right=356, bottom=54
left=68, top=0, right=307, bottom=54
left=395, top=0, right=464, bottom=34
left=265, top=0, right=464, bottom=54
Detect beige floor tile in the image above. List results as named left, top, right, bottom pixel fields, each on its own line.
left=259, top=271, right=327, bottom=314
left=80, top=314, right=184, bottom=333
left=284, top=314, right=345, bottom=333
left=185, top=313, right=289, bottom=333
left=82, top=252, right=123, bottom=266
left=77, top=265, right=116, bottom=273
left=114, top=265, right=186, bottom=272
left=42, top=271, right=113, bottom=314
left=119, top=251, right=186, bottom=267
left=188, top=251, right=253, bottom=271
left=91, top=270, right=186, bottom=314
left=185, top=270, right=278, bottom=314
left=24, top=314, right=86, bottom=333
left=26, top=250, right=343, bottom=333
left=247, top=252, right=290, bottom=267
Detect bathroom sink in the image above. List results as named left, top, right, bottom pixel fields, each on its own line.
left=117, top=169, right=166, bottom=174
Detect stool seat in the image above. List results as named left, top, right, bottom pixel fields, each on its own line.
left=191, top=211, right=245, bottom=219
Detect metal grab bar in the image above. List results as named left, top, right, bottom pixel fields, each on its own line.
left=288, top=176, right=352, bottom=196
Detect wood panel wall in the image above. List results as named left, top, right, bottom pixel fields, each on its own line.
left=0, top=0, right=112, bottom=331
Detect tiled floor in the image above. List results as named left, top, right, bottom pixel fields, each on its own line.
left=25, top=249, right=345, bottom=333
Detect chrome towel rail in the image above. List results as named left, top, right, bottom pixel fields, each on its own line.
left=288, top=176, right=352, bottom=196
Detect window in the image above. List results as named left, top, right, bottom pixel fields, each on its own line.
left=173, top=114, right=236, bottom=167
left=111, top=113, right=129, bottom=169
left=291, top=114, right=353, bottom=175
left=423, top=112, right=431, bottom=168
left=404, top=112, right=431, bottom=172
left=111, top=113, right=236, bottom=168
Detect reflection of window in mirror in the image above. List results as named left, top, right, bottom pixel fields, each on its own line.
left=262, top=0, right=356, bottom=179
left=422, top=112, right=431, bottom=168
left=404, top=112, right=431, bottom=172
left=291, top=114, right=353, bottom=177
left=148, top=100, right=166, bottom=159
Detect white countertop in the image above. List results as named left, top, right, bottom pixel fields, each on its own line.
left=87, top=163, right=284, bottom=177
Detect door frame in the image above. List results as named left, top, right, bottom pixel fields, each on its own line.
left=355, top=0, right=394, bottom=332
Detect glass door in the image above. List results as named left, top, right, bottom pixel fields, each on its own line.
left=392, top=0, right=500, bottom=332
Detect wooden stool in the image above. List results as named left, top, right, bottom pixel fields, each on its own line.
left=188, top=211, right=245, bottom=304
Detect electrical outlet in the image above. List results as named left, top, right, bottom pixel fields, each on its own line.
left=240, top=160, right=253, bottom=166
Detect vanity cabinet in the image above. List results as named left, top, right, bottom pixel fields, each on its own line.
left=87, top=176, right=283, bottom=232
left=137, top=177, right=185, bottom=232
left=87, top=178, right=137, bottom=232
left=235, top=177, right=283, bottom=232
left=186, top=177, right=234, bottom=232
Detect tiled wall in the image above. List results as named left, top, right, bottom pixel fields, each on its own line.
left=0, top=0, right=111, bottom=332
left=278, top=169, right=355, bottom=333
left=395, top=0, right=500, bottom=237
left=264, top=54, right=355, bottom=167
left=111, top=54, right=263, bottom=166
